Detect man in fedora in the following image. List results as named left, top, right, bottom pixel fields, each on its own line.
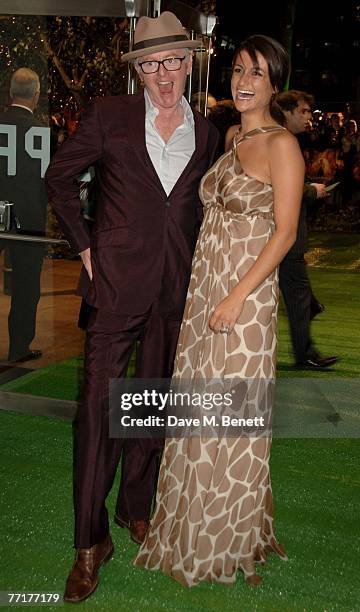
left=46, top=11, right=218, bottom=603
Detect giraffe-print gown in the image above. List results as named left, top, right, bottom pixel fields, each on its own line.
left=134, top=126, right=288, bottom=587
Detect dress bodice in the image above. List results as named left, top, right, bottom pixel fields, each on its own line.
left=199, top=125, right=286, bottom=219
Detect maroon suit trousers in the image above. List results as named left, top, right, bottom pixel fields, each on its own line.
left=74, top=304, right=180, bottom=548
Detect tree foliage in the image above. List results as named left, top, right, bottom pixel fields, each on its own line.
left=0, top=15, right=130, bottom=113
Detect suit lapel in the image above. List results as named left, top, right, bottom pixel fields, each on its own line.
left=126, top=92, right=167, bottom=197
left=169, top=111, right=208, bottom=196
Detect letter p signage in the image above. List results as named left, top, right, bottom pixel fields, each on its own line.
left=25, top=127, right=51, bottom=177
left=0, top=124, right=50, bottom=177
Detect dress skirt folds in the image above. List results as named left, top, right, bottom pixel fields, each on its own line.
left=134, top=127, right=288, bottom=586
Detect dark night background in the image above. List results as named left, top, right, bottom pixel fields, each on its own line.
left=1, top=1, right=358, bottom=117
left=210, top=0, right=360, bottom=115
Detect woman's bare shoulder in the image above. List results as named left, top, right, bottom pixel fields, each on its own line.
left=268, top=128, right=305, bottom=177
left=268, top=128, right=303, bottom=163
left=224, top=123, right=241, bottom=151
left=268, top=128, right=299, bottom=151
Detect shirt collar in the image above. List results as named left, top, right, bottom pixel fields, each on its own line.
left=144, top=89, right=194, bottom=129
left=11, top=103, right=33, bottom=114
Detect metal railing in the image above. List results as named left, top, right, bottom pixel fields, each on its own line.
left=0, top=233, right=69, bottom=246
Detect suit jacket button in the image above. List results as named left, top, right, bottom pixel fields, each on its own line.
left=165, top=201, right=171, bottom=207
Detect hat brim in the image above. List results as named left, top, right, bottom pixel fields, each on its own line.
left=121, top=39, right=199, bottom=62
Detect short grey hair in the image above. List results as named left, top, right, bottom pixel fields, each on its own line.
left=10, top=67, right=40, bottom=100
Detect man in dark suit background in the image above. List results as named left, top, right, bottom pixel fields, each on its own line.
left=46, top=11, right=218, bottom=603
left=0, top=68, right=49, bottom=362
left=277, top=90, right=338, bottom=369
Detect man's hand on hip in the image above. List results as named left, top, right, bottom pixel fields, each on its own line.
left=80, top=247, right=93, bottom=281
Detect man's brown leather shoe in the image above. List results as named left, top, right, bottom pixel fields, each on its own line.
left=64, top=534, right=114, bottom=603
left=114, top=513, right=149, bottom=544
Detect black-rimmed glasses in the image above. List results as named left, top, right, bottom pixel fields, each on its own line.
left=138, top=56, right=186, bottom=74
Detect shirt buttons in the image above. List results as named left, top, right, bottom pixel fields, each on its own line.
left=165, top=201, right=171, bottom=207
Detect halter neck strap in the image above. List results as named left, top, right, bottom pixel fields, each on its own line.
left=234, top=125, right=286, bottom=146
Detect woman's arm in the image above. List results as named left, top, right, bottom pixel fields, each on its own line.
left=210, top=131, right=305, bottom=333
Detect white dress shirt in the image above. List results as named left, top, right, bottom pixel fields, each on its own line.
left=144, top=89, right=195, bottom=196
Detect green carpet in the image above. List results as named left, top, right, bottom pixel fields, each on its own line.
left=0, top=410, right=359, bottom=611
left=1, top=357, right=84, bottom=401
left=2, top=265, right=359, bottom=400
left=0, top=232, right=359, bottom=610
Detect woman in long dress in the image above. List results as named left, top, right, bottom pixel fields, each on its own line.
left=134, top=34, right=305, bottom=587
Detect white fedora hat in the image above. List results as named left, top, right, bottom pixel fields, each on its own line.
left=121, top=11, right=198, bottom=62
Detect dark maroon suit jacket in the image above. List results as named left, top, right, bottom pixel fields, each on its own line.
left=46, top=92, right=218, bottom=317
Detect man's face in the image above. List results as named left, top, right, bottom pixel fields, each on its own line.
left=285, top=99, right=312, bottom=134
left=135, top=48, right=192, bottom=110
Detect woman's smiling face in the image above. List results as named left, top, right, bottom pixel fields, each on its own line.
left=231, top=49, right=275, bottom=115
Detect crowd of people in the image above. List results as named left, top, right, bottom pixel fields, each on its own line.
left=302, top=111, right=360, bottom=206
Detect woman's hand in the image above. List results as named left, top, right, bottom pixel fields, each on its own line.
left=209, top=290, right=245, bottom=334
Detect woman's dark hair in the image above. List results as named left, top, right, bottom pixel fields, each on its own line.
left=232, top=34, right=290, bottom=124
